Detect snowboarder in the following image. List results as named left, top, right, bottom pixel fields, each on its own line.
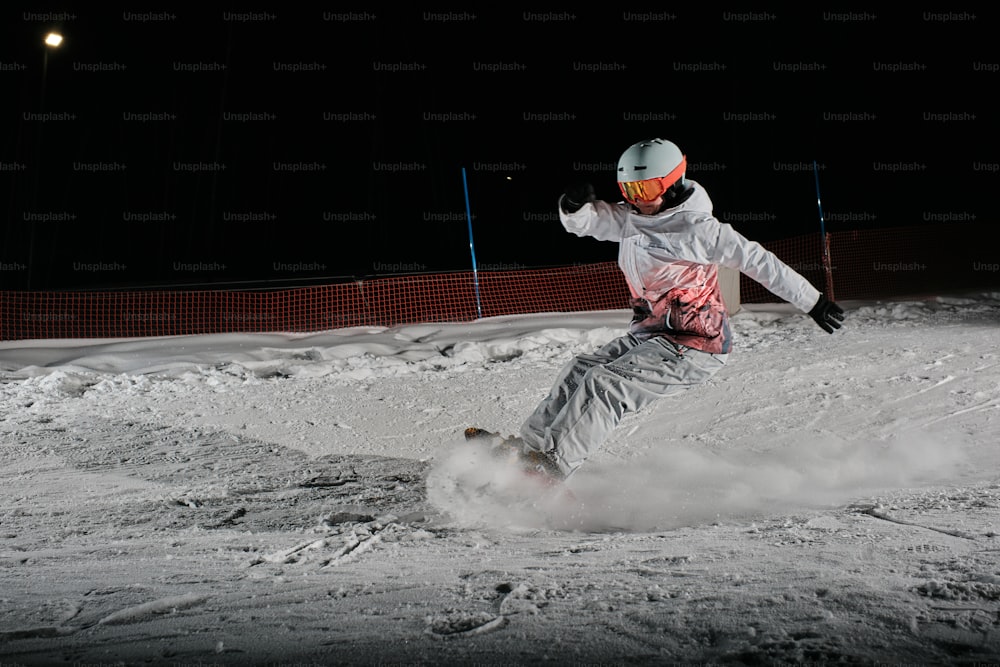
left=468, top=137, right=844, bottom=487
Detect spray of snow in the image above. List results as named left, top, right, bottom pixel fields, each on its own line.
left=428, top=430, right=968, bottom=533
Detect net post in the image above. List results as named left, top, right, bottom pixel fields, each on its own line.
left=461, top=167, right=483, bottom=319
left=813, top=160, right=835, bottom=301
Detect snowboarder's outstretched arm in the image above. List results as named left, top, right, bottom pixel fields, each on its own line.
left=709, top=220, right=845, bottom=334
left=557, top=182, right=632, bottom=242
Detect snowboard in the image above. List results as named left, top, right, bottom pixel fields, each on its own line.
left=424, top=428, right=584, bottom=531
left=463, top=427, right=568, bottom=489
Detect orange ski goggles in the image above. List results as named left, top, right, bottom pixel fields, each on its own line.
left=618, top=156, right=687, bottom=203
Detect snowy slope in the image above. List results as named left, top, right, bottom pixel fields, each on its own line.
left=1, top=293, right=999, bottom=665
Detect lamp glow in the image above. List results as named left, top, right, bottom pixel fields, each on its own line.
left=44, top=33, right=63, bottom=47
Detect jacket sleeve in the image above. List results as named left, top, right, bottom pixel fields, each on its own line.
left=558, top=199, right=631, bottom=242
left=709, top=219, right=821, bottom=313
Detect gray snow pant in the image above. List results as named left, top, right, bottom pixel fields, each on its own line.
left=519, top=334, right=727, bottom=478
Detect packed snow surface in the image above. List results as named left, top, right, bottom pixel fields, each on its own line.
left=1, top=293, right=999, bottom=665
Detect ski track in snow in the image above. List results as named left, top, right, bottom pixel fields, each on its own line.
left=0, top=293, right=999, bottom=664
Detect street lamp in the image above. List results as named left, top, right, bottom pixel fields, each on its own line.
left=40, top=32, right=63, bottom=108
left=29, top=31, right=64, bottom=289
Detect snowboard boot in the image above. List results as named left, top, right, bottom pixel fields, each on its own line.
left=518, top=448, right=565, bottom=486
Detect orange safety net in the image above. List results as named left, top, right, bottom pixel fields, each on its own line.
left=2, top=225, right=997, bottom=341
left=0, top=263, right=632, bottom=341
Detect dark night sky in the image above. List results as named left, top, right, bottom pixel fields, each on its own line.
left=2, top=5, right=997, bottom=290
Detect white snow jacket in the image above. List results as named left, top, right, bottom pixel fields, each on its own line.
left=559, top=180, right=821, bottom=354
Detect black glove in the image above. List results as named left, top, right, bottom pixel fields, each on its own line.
left=808, top=294, right=845, bottom=334
left=560, top=182, right=595, bottom=214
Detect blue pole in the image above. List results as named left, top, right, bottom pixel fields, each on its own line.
left=461, top=167, right=483, bottom=319
left=813, top=160, right=826, bottom=240
left=813, top=160, right=834, bottom=299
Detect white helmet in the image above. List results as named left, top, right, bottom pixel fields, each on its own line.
left=616, top=138, right=687, bottom=203
left=617, top=138, right=686, bottom=182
